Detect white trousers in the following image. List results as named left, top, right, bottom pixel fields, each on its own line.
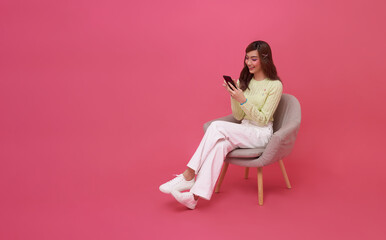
left=187, top=119, right=273, bottom=200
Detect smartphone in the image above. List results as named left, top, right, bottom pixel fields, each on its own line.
left=223, top=75, right=237, bottom=89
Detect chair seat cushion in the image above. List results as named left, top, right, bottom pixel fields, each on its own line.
left=226, top=147, right=265, bottom=159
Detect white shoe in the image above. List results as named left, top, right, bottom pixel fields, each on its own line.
left=159, top=174, right=195, bottom=194
left=171, top=190, right=198, bottom=210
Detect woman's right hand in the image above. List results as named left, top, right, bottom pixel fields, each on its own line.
left=223, top=80, right=247, bottom=104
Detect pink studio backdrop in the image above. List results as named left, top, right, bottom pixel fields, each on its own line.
left=1, top=0, right=386, bottom=239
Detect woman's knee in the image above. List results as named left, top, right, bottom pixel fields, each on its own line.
left=207, top=120, right=224, bottom=132
left=209, top=120, right=228, bottom=128
left=208, top=121, right=231, bottom=137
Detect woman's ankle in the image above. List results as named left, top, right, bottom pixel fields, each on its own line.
left=193, top=194, right=199, bottom=201
left=183, top=168, right=195, bottom=181
left=183, top=172, right=195, bottom=181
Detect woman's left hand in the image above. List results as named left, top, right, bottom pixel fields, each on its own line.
left=223, top=80, right=247, bottom=104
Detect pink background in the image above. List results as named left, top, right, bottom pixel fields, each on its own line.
left=1, top=0, right=386, bottom=239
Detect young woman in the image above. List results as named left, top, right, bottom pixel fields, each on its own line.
left=159, top=40, right=283, bottom=209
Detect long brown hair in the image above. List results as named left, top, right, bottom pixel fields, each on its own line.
left=238, top=40, right=281, bottom=91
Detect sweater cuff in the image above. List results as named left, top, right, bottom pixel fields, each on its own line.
left=239, top=100, right=251, bottom=110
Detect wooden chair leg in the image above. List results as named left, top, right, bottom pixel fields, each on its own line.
left=244, top=167, right=249, bottom=179
left=278, top=159, right=291, bottom=189
left=215, top=162, right=229, bottom=193
left=257, top=167, right=263, bottom=205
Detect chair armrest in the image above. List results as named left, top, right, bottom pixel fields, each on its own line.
left=203, top=114, right=240, bottom=132
left=258, top=122, right=300, bottom=166
left=274, top=122, right=300, bottom=143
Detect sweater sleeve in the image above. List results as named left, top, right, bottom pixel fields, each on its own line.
left=231, top=97, right=245, bottom=120
left=230, top=80, right=245, bottom=120
left=240, top=81, right=283, bottom=125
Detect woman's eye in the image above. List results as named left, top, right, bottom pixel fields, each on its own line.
left=252, top=59, right=258, bottom=61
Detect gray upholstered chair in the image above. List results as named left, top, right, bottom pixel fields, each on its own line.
left=203, top=93, right=301, bottom=205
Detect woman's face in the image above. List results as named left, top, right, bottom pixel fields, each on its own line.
left=245, top=50, right=261, bottom=74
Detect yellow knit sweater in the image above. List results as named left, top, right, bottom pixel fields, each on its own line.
left=231, top=78, right=283, bottom=126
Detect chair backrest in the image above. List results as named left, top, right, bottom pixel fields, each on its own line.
left=273, top=94, right=301, bottom=133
